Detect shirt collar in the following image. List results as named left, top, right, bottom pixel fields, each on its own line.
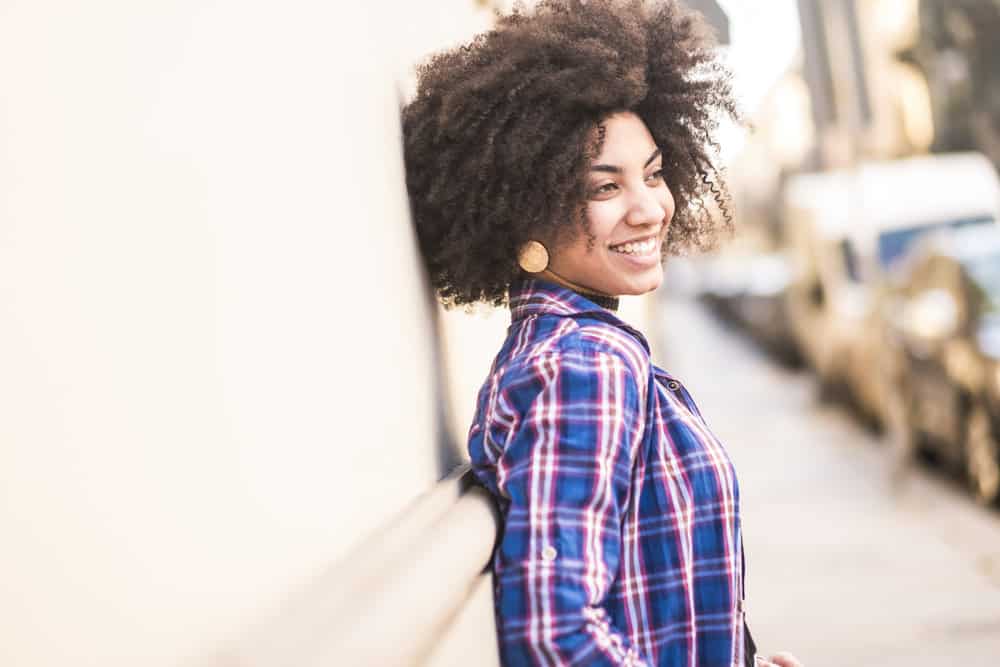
left=508, top=278, right=651, bottom=353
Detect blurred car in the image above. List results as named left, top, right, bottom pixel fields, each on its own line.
left=884, top=225, right=1000, bottom=504
left=783, top=153, right=1000, bottom=425
left=697, top=251, right=800, bottom=365
left=782, top=168, right=860, bottom=397
left=731, top=252, right=800, bottom=365
left=698, top=253, right=750, bottom=323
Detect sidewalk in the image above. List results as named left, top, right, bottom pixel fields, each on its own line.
left=657, top=294, right=1000, bottom=667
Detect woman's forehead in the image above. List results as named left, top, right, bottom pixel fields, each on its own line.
left=592, top=112, right=659, bottom=163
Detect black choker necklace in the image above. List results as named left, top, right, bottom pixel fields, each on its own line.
left=531, top=272, right=620, bottom=311
left=576, top=290, right=619, bottom=312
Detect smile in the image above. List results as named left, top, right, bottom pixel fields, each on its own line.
left=610, top=236, right=658, bottom=256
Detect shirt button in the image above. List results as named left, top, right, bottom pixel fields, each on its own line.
left=541, top=545, right=557, bottom=562
left=738, top=598, right=746, bottom=614
left=667, top=380, right=680, bottom=391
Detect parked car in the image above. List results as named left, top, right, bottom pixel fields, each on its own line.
left=731, top=252, right=800, bottom=365
left=884, top=225, right=1000, bottom=504
left=783, top=153, right=1000, bottom=426
left=782, top=168, right=862, bottom=397
left=698, top=252, right=751, bottom=323
left=697, top=251, right=800, bottom=365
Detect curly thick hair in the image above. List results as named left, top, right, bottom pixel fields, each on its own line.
left=402, top=0, right=739, bottom=307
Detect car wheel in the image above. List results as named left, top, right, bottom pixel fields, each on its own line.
left=884, top=383, right=918, bottom=485
left=964, top=403, right=1000, bottom=506
left=901, top=381, right=924, bottom=446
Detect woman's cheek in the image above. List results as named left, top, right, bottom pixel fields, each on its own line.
left=660, top=187, right=676, bottom=224
left=585, top=199, right=622, bottom=233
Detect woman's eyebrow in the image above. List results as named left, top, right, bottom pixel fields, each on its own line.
left=590, top=147, right=662, bottom=173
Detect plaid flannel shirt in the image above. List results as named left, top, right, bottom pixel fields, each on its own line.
left=468, top=278, right=746, bottom=666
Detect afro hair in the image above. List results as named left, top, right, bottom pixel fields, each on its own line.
left=402, top=0, right=740, bottom=307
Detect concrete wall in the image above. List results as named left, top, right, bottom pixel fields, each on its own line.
left=0, top=1, right=493, bottom=664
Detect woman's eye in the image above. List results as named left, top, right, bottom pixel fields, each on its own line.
left=646, top=169, right=665, bottom=183
left=593, top=182, right=618, bottom=195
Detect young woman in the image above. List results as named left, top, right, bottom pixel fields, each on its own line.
left=403, top=2, right=802, bottom=665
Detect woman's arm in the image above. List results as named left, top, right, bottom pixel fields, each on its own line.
left=490, top=348, right=648, bottom=666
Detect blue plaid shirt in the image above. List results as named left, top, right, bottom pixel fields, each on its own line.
left=468, top=279, right=747, bottom=666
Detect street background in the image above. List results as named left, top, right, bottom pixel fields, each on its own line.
left=2, top=0, right=1000, bottom=664
left=659, top=284, right=1000, bottom=667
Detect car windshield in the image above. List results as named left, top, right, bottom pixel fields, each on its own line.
left=966, top=254, right=1000, bottom=317
left=877, top=216, right=994, bottom=269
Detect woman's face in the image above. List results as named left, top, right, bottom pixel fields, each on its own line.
left=547, top=111, right=675, bottom=297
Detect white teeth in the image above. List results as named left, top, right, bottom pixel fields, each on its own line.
left=612, top=238, right=656, bottom=255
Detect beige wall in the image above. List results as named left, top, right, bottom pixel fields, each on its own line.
left=0, top=1, right=494, bottom=664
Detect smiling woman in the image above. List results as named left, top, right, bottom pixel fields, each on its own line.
left=545, top=112, right=676, bottom=298
left=402, top=0, right=739, bottom=308
left=401, top=2, right=803, bottom=666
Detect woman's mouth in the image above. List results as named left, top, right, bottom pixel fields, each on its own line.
left=610, top=236, right=658, bottom=257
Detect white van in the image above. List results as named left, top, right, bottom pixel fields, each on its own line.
left=782, top=152, right=1000, bottom=425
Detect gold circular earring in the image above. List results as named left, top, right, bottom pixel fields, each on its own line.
left=517, top=240, right=549, bottom=273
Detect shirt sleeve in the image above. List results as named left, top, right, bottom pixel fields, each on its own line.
left=489, top=349, right=649, bottom=666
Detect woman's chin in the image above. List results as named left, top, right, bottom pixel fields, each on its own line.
left=617, top=266, right=663, bottom=296
left=563, top=262, right=664, bottom=298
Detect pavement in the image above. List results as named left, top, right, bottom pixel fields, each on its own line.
left=656, top=294, right=1000, bottom=667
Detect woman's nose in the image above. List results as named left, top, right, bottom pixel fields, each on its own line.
left=626, top=186, right=672, bottom=226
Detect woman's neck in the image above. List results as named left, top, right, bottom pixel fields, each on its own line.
left=537, top=269, right=620, bottom=311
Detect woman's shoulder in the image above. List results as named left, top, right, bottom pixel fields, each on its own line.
left=505, top=314, right=651, bottom=386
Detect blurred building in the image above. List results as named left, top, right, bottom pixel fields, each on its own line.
left=793, top=0, right=999, bottom=171
left=909, top=0, right=1000, bottom=168
left=795, top=0, right=933, bottom=168
left=728, top=0, right=997, bottom=245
